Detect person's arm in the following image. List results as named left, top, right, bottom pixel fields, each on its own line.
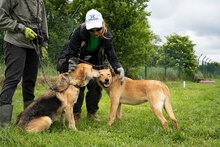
left=67, top=25, right=83, bottom=58
left=0, top=0, right=25, bottom=33
left=41, top=1, right=49, bottom=48
left=104, top=30, right=124, bottom=84
left=59, top=25, right=83, bottom=72
left=103, top=31, right=122, bottom=70
left=0, top=0, right=37, bottom=41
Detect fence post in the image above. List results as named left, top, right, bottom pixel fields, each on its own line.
left=207, top=59, right=211, bottom=77
left=178, top=49, right=182, bottom=79
left=198, top=54, right=203, bottom=65
left=205, top=58, right=209, bottom=77
left=71, top=4, right=81, bottom=32
left=164, top=47, right=167, bottom=80
left=145, top=44, right=148, bottom=79
left=202, top=56, right=206, bottom=76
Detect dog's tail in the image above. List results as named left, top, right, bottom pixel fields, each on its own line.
left=163, top=86, right=178, bottom=129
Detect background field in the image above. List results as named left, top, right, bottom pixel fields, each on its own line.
left=0, top=78, right=219, bottom=146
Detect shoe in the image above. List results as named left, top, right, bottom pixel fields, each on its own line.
left=87, top=113, right=100, bottom=122
left=74, top=113, right=81, bottom=122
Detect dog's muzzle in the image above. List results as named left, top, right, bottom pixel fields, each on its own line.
left=100, top=78, right=110, bottom=88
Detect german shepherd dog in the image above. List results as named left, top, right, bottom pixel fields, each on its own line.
left=97, top=69, right=178, bottom=130
left=16, top=63, right=100, bottom=133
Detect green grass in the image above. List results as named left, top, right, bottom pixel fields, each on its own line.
left=0, top=79, right=220, bottom=146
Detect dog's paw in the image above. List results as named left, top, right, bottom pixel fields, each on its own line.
left=116, top=118, right=121, bottom=122
left=70, top=127, right=78, bottom=131
left=107, top=122, right=113, bottom=126
left=68, top=124, right=77, bottom=130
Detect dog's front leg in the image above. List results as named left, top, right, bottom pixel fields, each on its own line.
left=108, top=98, right=120, bottom=126
left=66, top=105, right=77, bottom=130
left=116, top=103, right=122, bottom=122
left=60, top=111, right=66, bottom=126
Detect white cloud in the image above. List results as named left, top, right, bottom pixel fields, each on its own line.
left=147, top=0, right=220, bottom=63
left=185, top=30, right=220, bottom=62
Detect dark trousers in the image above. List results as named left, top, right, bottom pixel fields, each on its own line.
left=0, top=42, right=39, bottom=105
left=73, top=79, right=102, bottom=114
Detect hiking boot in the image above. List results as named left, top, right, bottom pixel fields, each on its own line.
left=0, top=104, right=13, bottom=129
left=87, top=113, right=100, bottom=122
left=74, top=113, right=81, bottom=122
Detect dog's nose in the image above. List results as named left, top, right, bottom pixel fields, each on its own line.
left=105, top=78, right=109, bottom=83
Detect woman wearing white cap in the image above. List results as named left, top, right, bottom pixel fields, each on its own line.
left=57, top=9, right=124, bottom=121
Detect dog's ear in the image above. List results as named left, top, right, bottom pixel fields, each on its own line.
left=53, top=74, right=68, bottom=90
left=75, top=67, right=87, bottom=85
left=81, top=69, right=87, bottom=82
left=110, top=68, right=116, bottom=77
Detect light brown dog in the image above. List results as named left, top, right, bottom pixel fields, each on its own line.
left=97, top=69, right=178, bottom=130
left=16, top=63, right=100, bottom=133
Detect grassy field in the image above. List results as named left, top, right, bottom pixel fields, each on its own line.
left=0, top=78, right=220, bottom=146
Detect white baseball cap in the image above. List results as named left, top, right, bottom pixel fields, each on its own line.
left=85, top=9, right=103, bottom=30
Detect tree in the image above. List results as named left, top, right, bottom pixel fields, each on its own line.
left=44, top=0, right=71, bottom=61
left=147, top=34, right=162, bottom=66
left=162, top=33, right=198, bottom=77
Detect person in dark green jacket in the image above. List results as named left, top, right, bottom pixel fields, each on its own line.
left=0, top=0, right=48, bottom=129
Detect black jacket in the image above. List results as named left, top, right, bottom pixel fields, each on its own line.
left=57, top=23, right=122, bottom=72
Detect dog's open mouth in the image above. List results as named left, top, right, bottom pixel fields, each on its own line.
left=100, top=81, right=110, bottom=88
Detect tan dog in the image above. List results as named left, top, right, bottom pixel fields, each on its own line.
left=16, top=63, right=100, bottom=133
left=97, top=69, right=178, bottom=130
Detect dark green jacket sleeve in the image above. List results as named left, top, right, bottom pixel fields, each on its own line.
left=0, top=0, right=48, bottom=48
left=0, top=0, right=25, bottom=33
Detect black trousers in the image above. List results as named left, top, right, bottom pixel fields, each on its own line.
left=73, top=54, right=102, bottom=114
left=73, top=79, right=102, bottom=114
left=0, top=42, right=39, bottom=105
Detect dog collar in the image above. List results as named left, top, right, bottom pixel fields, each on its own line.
left=64, top=75, right=81, bottom=89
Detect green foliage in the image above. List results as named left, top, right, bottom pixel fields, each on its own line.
left=147, top=34, right=163, bottom=66
left=163, top=34, right=199, bottom=77
left=212, top=62, right=220, bottom=67
left=44, top=0, right=71, bottom=61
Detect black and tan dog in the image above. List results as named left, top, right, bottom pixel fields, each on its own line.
left=16, top=63, right=100, bottom=133
left=97, top=69, right=178, bottom=130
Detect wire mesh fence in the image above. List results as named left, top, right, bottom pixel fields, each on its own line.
left=142, top=46, right=220, bottom=81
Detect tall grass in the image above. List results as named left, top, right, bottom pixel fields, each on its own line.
left=0, top=61, right=59, bottom=85
left=0, top=56, right=59, bottom=77
left=137, top=66, right=182, bottom=81
left=38, top=60, right=60, bottom=76
left=0, top=79, right=219, bottom=146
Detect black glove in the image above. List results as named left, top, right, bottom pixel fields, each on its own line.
left=58, top=58, right=66, bottom=67
left=117, top=67, right=125, bottom=85
left=57, top=58, right=68, bottom=73
left=68, top=58, right=79, bottom=72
